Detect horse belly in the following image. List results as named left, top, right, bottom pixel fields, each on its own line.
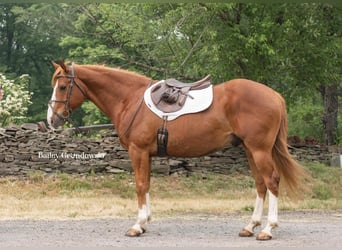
left=164, top=115, right=232, bottom=157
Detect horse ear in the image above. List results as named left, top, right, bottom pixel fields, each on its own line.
left=59, top=60, right=69, bottom=73
left=52, top=61, right=59, bottom=69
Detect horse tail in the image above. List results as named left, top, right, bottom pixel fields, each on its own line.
left=272, top=96, right=310, bottom=198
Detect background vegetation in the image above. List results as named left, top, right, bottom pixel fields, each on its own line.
left=0, top=162, right=340, bottom=219
left=0, top=3, right=341, bottom=144
left=0, top=73, right=31, bottom=126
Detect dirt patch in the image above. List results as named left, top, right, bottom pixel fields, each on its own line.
left=0, top=210, right=340, bottom=247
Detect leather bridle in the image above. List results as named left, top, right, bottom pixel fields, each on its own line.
left=48, top=64, right=87, bottom=127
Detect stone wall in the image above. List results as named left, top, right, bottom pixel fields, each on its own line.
left=0, top=124, right=339, bottom=177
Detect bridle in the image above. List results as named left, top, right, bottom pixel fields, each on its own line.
left=48, top=64, right=87, bottom=128
left=48, top=63, right=152, bottom=136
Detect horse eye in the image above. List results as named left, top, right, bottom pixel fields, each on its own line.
left=59, top=85, right=67, bottom=91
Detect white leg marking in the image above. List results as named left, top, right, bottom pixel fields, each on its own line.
left=261, top=190, right=278, bottom=236
left=244, top=194, right=263, bottom=233
left=252, top=195, right=264, bottom=222
left=132, top=192, right=151, bottom=233
left=146, top=192, right=152, bottom=221
left=47, top=80, right=58, bottom=128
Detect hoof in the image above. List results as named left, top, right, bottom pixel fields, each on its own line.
left=238, top=228, right=254, bottom=237
left=256, top=232, right=272, bottom=241
left=125, top=227, right=146, bottom=237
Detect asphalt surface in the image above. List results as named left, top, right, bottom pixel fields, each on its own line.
left=0, top=210, right=341, bottom=247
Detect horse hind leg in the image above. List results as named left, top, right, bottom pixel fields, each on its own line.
left=240, top=146, right=280, bottom=240
left=252, top=150, right=280, bottom=241
left=239, top=148, right=267, bottom=237
left=257, top=190, right=278, bottom=240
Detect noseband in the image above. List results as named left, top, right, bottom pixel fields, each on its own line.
left=48, top=64, right=87, bottom=126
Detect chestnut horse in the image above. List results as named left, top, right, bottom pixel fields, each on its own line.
left=47, top=61, right=306, bottom=240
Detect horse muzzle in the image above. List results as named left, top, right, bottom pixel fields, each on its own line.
left=47, top=106, right=68, bottom=129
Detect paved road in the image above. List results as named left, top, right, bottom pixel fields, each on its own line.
left=0, top=210, right=341, bottom=247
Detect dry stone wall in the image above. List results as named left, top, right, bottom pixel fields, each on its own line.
left=0, top=123, right=339, bottom=177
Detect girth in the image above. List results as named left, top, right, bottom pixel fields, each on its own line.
left=149, top=75, right=212, bottom=157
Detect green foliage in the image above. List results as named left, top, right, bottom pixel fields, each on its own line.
left=304, top=162, right=342, bottom=201
left=9, top=162, right=342, bottom=210
left=0, top=4, right=74, bottom=122
left=242, top=205, right=254, bottom=212
left=57, top=173, right=92, bottom=192
left=154, top=173, right=255, bottom=199
left=0, top=73, right=32, bottom=126
left=288, top=96, right=324, bottom=141
left=82, top=101, right=110, bottom=125
left=0, top=3, right=340, bottom=143
left=313, top=184, right=333, bottom=200
left=337, top=97, right=342, bottom=145
left=27, top=170, right=45, bottom=183
left=288, top=93, right=342, bottom=145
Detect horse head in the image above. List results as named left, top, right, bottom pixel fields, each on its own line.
left=47, top=61, right=87, bottom=129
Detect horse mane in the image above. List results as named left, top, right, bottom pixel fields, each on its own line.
left=80, top=64, right=151, bottom=83
left=52, top=61, right=151, bottom=87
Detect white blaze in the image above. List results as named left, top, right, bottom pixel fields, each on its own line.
left=47, top=80, right=58, bottom=128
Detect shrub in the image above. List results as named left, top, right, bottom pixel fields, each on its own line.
left=0, top=74, right=32, bottom=126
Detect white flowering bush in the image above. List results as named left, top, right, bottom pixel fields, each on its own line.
left=0, top=73, right=32, bottom=127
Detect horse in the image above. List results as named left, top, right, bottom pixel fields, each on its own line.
left=47, top=61, right=307, bottom=240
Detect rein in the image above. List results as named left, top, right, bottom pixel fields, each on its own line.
left=121, top=80, right=153, bottom=137
left=48, top=64, right=87, bottom=132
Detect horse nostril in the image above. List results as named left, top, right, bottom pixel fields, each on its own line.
left=49, top=118, right=54, bottom=127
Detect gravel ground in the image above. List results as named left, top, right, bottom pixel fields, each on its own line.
left=0, top=210, right=341, bottom=247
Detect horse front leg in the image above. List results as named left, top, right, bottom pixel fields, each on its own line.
left=125, top=145, right=152, bottom=237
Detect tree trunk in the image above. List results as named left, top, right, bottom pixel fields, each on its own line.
left=320, top=84, right=339, bottom=145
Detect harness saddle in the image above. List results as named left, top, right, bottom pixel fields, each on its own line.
left=151, top=75, right=211, bottom=113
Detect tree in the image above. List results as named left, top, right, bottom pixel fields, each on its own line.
left=270, top=4, right=341, bottom=145
left=60, top=3, right=340, bottom=144
left=0, top=3, right=340, bottom=144
left=0, top=4, right=76, bottom=122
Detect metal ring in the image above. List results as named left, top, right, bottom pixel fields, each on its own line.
left=61, top=110, right=70, bottom=119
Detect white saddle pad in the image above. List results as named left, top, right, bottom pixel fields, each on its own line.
left=144, top=81, right=213, bottom=121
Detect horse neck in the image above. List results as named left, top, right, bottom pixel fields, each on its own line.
left=75, top=65, right=150, bottom=127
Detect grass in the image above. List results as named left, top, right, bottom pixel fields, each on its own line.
left=0, top=162, right=340, bottom=219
